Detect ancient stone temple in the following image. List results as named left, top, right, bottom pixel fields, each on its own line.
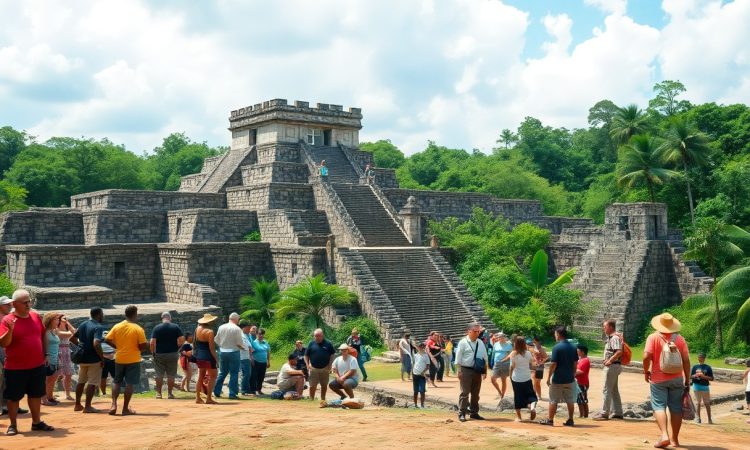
left=0, top=99, right=710, bottom=344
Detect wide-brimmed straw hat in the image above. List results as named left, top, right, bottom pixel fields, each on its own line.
left=650, top=313, right=681, bottom=333
left=197, top=313, right=218, bottom=324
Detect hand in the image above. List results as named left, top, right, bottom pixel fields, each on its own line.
left=644, top=371, right=651, bottom=383
left=482, top=373, right=487, bottom=380
left=546, top=378, right=551, bottom=387
left=6, top=318, right=16, bottom=332
left=604, top=360, right=611, bottom=367
left=45, top=356, right=50, bottom=367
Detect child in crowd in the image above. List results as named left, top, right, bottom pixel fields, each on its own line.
left=575, top=344, right=591, bottom=418
left=743, top=360, right=750, bottom=417
left=412, top=342, right=432, bottom=409
left=180, top=332, right=195, bottom=392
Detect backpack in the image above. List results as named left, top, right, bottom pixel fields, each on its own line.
left=362, top=345, right=372, bottom=362
left=659, top=334, right=683, bottom=374
left=617, top=333, right=633, bottom=366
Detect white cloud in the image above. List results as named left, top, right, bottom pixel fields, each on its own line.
left=0, top=0, right=749, bottom=156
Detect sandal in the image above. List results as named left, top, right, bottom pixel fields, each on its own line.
left=6, top=425, right=18, bottom=436
left=538, top=419, right=554, bottom=426
left=31, top=421, right=55, bottom=431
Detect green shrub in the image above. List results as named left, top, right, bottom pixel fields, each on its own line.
left=0, top=271, right=15, bottom=297
left=331, top=316, right=384, bottom=349
left=243, top=230, right=261, bottom=242
left=262, top=319, right=307, bottom=357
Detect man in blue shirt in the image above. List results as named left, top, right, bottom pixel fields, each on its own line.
left=540, top=327, right=578, bottom=427
left=691, top=353, right=714, bottom=424
left=71, top=307, right=105, bottom=413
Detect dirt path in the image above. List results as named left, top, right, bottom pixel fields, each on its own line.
left=2, top=392, right=748, bottom=449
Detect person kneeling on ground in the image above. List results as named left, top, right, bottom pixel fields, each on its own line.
left=277, top=354, right=306, bottom=397
left=329, top=344, right=359, bottom=399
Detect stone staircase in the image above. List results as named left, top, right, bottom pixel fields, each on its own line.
left=331, top=183, right=410, bottom=246
left=572, top=237, right=649, bottom=337
left=198, top=146, right=256, bottom=193
left=342, top=247, right=493, bottom=341
left=666, top=232, right=714, bottom=296
left=287, top=210, right=331, bottom=246
left=308, top=146, right=360, bottom=184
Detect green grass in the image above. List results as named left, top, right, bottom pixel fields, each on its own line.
left=578, top=341, right=740, bottom=369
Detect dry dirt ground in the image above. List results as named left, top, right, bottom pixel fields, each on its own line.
left=1, top=389, right=748, bottom=450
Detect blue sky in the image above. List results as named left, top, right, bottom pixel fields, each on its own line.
left=1, top=0, right=749, bottom=155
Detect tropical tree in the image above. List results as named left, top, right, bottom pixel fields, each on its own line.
left=239, top=278, right=280, bottom=326
left=609, top=104, right=649, bottom=145
left=649, top=80, right=691, bottom=117
left=684, top=218, right=749, bottom=352
left=497, top=128, right=518, bottom=149
left=503, top=249, right=577, bottom=301
left=616, top=134, right=677, bottom=201
left=659, top=117, right=712, bottom=224
left=273, top=274, right=357, bottom=329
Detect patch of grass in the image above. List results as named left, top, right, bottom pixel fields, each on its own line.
left=362, top=360, right=401, bottom=381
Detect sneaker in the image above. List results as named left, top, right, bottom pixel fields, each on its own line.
left=610, top=414, right=624, bottom=420
left=563, top=419, right=574, bottom=427
left=538, top=419, right=554, bottom=426
left=469, top=414, right=485, bottom=420
left=458, top=413, right=467, bottom=422
left=592, top=412, right=609, bottom=421
left=694, top=417, right=702, bottom=424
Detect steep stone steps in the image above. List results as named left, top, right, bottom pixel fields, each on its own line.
left=198, top=146, right=256, bottom=193
left=308, top=146, right=360, bottom=184
left=331, top=183, right=409, bottom=246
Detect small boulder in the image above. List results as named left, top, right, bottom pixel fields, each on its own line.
left=371, top=392, right=396, bottom=407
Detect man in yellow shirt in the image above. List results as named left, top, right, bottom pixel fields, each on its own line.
left=105, top=305, right=148, bottom=416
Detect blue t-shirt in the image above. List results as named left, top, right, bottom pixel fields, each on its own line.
left=47, top=331, right=61, bottom=363
left=251, top=339, right=270, bottom=363
left=691, top=363, right=713, bottom=390
left=74, top=319, right=104, bottom=363
left=493, top=341, right=513, bottom=364
left=320, top=166, right=328, bottom=177
left=550, top=340, right=579, bottom=384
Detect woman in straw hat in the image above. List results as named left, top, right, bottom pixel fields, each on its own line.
left=642, top=313, right=691, bottom=449
left=194, top=313, right=219, bottom=404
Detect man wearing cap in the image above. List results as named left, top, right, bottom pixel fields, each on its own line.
left=329, top=344, right=360, bottom=399
left=643, top=313, right=691, bottom=449
left=690, top=353, right=714, bottom=424
left=213, top=312, right=246, bottom=400
left=305, top=328, right=335, bottom=401
left=149, top=312, right=184, bottom=399
left=593, top=318, right=624, bottom=420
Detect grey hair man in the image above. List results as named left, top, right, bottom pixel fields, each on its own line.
left=305, top=328, right=336, bottom=400
left=150, top=311, right=184, bottom=399
left=454, top=322, right=488, bottom=422
left=593, top=319, right=624, bottom=420
left=213, top=312, right=246, bottom=399
left=0, top=296, right=29, bottom=416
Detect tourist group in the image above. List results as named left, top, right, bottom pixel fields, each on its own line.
left=1, top=288, right=749, bottom=449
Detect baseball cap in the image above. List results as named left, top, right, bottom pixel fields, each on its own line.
left=0, top=296, right=12, bottom=305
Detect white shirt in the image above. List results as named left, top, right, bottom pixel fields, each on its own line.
left=511, top=351, right=533, bottom=382
left=332, top=355, right=359, bottom=382
left=277, top=362, right=299, bottom=385
left=214, top=322, right=246, bottom=353
left=454, top=336, right=488, bottom=369
left=399, top=338, right=412, bottom=358
left=239, top=333, right=253, bottom=360
left=412, top=352, right=430, bottom=376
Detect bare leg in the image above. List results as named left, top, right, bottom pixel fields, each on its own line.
left=74, top=383, right=86, bottom=411
left=155, top=377, right=163, bottom=397
left=206, top=370, right=218, bottom=404
left=28, top=397, right=42, bottom=424
left=500, top=377, right=508, bottom=398
left=167, top=377, right=176, bottom=397
left=548, top=402, right=558, bottom=420
left=100, top=379, right=107, bottom=396
left=419, top=392, right=425, bottom=407
left=121, top=385, right=135, bottom=414
left=413, top=392, right=418, bottom=406
left=566, top=402, right=575, bottom=420
left=653, top=411, right=670, bottom=447
left=7, top=400, right=19, bottom=427
left=64, top=374, right=74, bottom=400
left=490, top=376, right=502, bottom=395
left=44, top=376, right=56, bottom=404
left=320, top=380, right=328, bottom=401
left=110, top=383, right=121, bottom=415
left=196, top=369, right=206, bottom=403
left=294, top=377, right=305, bottom=396
left=669, top=412, right=683, bottom=447
left=514, top=408, right=522, bottom=421
left=328, top=383, right=345, bottom=399
left=83, top=384, right=99, bottom=412
left=309, top=383, right=317, bottom=400
left=705, top=398, right=712, bottom=423
left=343, top=384, right=354, bottom=398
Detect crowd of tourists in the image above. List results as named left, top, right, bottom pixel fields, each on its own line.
left=0, top=287, right=747, bottom=448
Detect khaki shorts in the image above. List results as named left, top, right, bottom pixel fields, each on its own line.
left=693, top=389, right=710, bottom=404
left=278, top=376, right=303, bottom=391
left=308, top=367, right=330, bottom=388
left=548, top=382, right=576, bottom=405
left=78, top=362, right=103, bottom=386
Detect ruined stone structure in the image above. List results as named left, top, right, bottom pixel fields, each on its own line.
left=0, top=99, right=709, bottom=345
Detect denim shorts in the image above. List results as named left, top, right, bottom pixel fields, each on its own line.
left=650, top=377, right=684, bottom=413
left=412, top=374, right=426, bottom=393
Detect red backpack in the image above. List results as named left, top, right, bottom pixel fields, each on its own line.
left=617, top=332, right=632, bottom=365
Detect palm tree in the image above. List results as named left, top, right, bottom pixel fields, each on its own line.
left=497, top=129, right=518, bottom=149
left=616, top=134, right=677, bottom=201
left=609, top=104, right=649, bottom=145
left=273, top=274, right=357, bottom=329
left=684, top=218, right=749, bottom=352
left=239, top=278, right=280, bottom=327
left=659, top=117, right=712, bottom=225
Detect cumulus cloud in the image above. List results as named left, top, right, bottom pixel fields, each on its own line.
left=0, top=0, right=749, bottom=155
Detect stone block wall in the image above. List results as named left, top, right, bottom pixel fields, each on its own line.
left=624, top=241, right=682, bottom=339
left=167, top=209, right=258, bottom=243
left=345, top=148, right=374, bottom=171
left=0, top=209, right=84, bottom=245
left=556, top=226, right=604, bottom=244
left=226, top=184, right=314, bottom=210
left=7, top=244, right=158, bottom=304
left=270, top=247, right=328, bottom=289
left=542, top=217, right=595, bottom=234
left=202, top=155, right=224, bottom=173
left=27, top=285, right=113, bottom=309
left=548, top=241, right=590, bottom=276
left=157, top=242, right=274, bottom=311
left=82, top=210, right=166, bottom=244
left=257, top=209, right=330, bottom=247
left=372, top=169, right=399, bottom=188
left=71, top=190, right=226, bottom=212
left=382, top=188, right=544, bottom=225
left=256, top=142, right=301, bottom=164
left=605, top=203, right=668, bottom=240
left=178, top=173, right=207, bottom=192
left=241, top=162, right=309, bottom=185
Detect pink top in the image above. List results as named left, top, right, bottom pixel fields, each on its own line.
left=644, top=332, right=689, bottom=384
